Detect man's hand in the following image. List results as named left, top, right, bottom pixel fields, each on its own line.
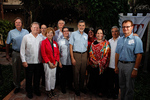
left=6, top=55, right=10, bottom=61
left=131, top=69, right=138, bottom=78
left=114, top=67, right=119, bottom=74
left=22, top=62, right=28, bottom=67
left=71, top=58, right=76, bottom=66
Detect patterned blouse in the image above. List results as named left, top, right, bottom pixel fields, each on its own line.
left=89, top=39, right=111, bottom=74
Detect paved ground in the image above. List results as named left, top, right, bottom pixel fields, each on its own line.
left=1, top=52, right=121, bottom=100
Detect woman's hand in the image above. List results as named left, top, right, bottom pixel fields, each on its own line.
left=54, top=61, right=58, bottom=68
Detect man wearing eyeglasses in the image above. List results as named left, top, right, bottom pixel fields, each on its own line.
left=115, top=20, right=143, bottom=100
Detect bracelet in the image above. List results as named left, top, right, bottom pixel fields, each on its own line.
left=133, top=68, right=138, bottom=70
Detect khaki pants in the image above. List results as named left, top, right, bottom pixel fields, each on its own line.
left=73, top=52, right=87, bottom=91
left=12, top=51, right=22, bottom=88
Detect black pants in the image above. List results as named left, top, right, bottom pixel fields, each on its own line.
left=60, top=65, right=73, bottom=90
left=88, top=67, right=108, bottom=94
left=40, top=64, right=45, bottom=86
left=108, top=67, right=119, bottom=95
left=25, top=63, right=42, bottom=94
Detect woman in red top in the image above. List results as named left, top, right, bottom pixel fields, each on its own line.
left=41, top=27, right=59, bottom=98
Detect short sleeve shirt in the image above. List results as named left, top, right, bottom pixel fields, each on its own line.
left=69, top=30, right=88, bottom=52
left=115, top=33, right=143, bottom=61
left=6, top=28, right=29, bottom=51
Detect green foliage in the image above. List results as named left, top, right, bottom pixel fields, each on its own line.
left=0, top=20, right=14, bottom=45
left=0, top=64, right=24, bottom=99
left=20, top=0, right=129, bottom=39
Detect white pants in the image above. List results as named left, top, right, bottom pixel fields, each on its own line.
left=43, top=63, right=56, bottom=91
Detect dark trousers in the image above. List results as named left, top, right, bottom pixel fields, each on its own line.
left=25, top=63, right=42, bottom=94
left=60, top=65, right=73, bottom=90
left=88, top=67, right=108, bottom=94
left=40, top=64, right=45, bottom=86
left=108, top=67, right=119, bottom=95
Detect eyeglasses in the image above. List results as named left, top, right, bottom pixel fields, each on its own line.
left=122, top=26, right=132, bottom=28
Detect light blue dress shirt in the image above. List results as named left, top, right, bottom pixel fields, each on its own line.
left=69, top=30, right=88, bottom=52
left=115, top=33, right=143, bottom=61
left=6, top=28, right=29, bottom=51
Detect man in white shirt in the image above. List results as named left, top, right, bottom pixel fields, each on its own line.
left=108, top=26, right=120, bottom=99
left=20, top=22, right=43, bottom=99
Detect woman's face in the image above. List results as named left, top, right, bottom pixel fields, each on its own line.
left=46, top=31, right=54, bottom=40
left=88, top=30, right=94, bottom=38
left=96, top=29, right=104, bottom=40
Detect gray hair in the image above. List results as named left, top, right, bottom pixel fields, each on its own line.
left=111, top=26, right=119, bottom=31
left=31, top=22, right=40, bottom=27
left=78, top=20, right=85, bottom=25
left=58, top=19, right=65, bottom=24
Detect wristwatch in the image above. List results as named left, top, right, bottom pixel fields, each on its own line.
left=133, top=68, right=138, bottom=70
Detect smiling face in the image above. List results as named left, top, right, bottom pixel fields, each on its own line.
left=31, top=24, right=40, bottom=34
left=88, top=30, right=94, bottom=38
left=78, top=22, right=85, bottom=33
left=62, top=28, right=69, bottom=38
left=46, top=31, right=54, bottom=40
left=41, top=25, right=47, bottom=34
left=122, top=21, right=133, bottom=37
left=15, top=19, right=22, bottom=29
left=96, top=29, right=104, bottom=40
left=111, top=28, right=120, bottom=39
left=58, top=20, right=65, bottom=29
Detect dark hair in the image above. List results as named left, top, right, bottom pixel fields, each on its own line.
left=96, top=27, right=105, bottom=35
left=62, top=27, right=69, bottom=32
left=14, top=17, right=23, bottom=24
left=78, top=20, right=85, bottom=25
left=122, top=20, right=133, bottom=26
left=88, top=27, right=94, bottom=33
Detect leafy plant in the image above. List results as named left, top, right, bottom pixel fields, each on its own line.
left=0, top=20, right=14, bottom=45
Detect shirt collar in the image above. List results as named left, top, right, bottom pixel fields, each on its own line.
left=123, top=33, right=133, bottom=39
left=77, top=30, right=85, bottom=35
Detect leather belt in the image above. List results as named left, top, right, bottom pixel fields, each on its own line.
left=73, top=51, right=87, bottom=54
left=119, top=61, right=135, bottom=64
left=13, top=49, right=20, bottom=53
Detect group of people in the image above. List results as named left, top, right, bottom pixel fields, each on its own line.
left=6, top=17, right=143, bottom=100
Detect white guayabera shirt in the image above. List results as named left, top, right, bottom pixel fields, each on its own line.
left=20, top=33, right=43, bottom=64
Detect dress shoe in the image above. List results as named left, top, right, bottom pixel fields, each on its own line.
left=14, top=87, right=20, bottom=94
left=27, top=93, right=33, bottom=99
left=75, top=90, right=80, bottom=96
left=51, top=90, right=57, bottom=97
left=80, top=88, right=87, bottom=94
left=61, top=89, right=66, bottom=94
left=34, top=91, right=41, bottom=96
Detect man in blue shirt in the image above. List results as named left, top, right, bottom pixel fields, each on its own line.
left=69, top=20, right=88, bottom=96
left=115, top=20, right=143, bottom=100
left=6, top=17, right=29, bottom=94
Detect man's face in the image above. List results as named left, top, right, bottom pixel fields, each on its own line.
left=63, top=28, right=69, bottom=37
left=31, top=24, right=40, bottom=34
left=122, top=22, right=133, bottom=36
left=41, top=25, right=47, bottom=34
left=15, top=19, right=22, bottom=29
left=78, top=22, right=85, bottom=32
left=111, top=28, right=119, bottom=39
left=58, top=20, right=65, bottom=29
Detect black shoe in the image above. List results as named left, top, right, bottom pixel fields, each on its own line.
left=14, top=87, right=20, bottom=94
left=61, top=89, right=66, bottom=94
left=75, top=90, right=80, bottom=96
left=113, top=94, right=118, bottom=99
left=34, top=91, right=41, bottom=96
left=27, top=93, right=33, bottom=99
left=51, top=90, right=57, bottom=97
left=80, top=88, right=87, bottom=94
